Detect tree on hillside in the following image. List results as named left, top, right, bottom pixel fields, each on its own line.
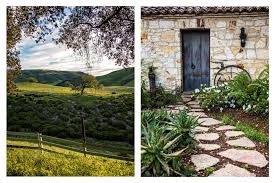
left=27, top=77, right=38, bottom=83
left=78, top=75, right=98, bottom=95
left=7, top=6, right=134, bottom=94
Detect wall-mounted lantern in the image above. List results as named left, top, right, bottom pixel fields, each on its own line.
left=148, top=66, right=156, bottom=96
left=240, top=27, right=247, bottom=47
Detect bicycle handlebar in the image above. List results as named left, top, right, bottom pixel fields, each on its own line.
left=212, top=61, right=225, bottom=68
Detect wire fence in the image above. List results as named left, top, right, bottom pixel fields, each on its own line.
left=7, top=131, right=134, bottom=162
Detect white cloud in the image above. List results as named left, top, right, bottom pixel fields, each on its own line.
left=18, top=36, right=124, bottom=76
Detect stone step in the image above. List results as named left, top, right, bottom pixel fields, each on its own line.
left=182, top=98, right=192, bottom=103
left=189, top=104, right=201, bottom=109
left=187, top=101, right=200, bottom=105
left=191, top=154, right=220, bottom=171
left=225, top=131, right=244, bottom=138
left=195, top=133, right=219, bottom=141
left=198, top=143, right=221, bottom=150
left=188, top=112, right=208, bottom=118
left=209, top=164, right=256, bottom=177
left=200, top=118, right=222, bottom=126
left=216, top=125, right=236, bottom=131
left=193, top=126, right=209, bottom=133
left=189, top=108, right=204, bottom=112
left=226, top=137, right=256, bottom=148
left=218, top=149, right=268, bottom=168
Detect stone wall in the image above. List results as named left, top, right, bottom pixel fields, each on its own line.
left=141, top=14, right=269, bottom=90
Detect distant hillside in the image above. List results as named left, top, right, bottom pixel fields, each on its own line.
left=97, top=68, right=134, bottom=87
left=15, top=68, right=134, bottom=87
left=15, top=70, right=86, bottom=86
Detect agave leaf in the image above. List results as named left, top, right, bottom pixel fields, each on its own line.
left=141, top=145, right=148, bottom=149
left=141, top=150, right=147, bottom=154
left=164, top=146, right=188, bottom=157
left=163, top=134, right=182, bottom=150
left=156, top=156, right=170, bottom=176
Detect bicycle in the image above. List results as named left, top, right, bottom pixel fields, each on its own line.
left=213, top=60, right=252, bottom=86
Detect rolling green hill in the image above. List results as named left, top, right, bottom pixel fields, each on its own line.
left=15, top=68, right=134, bottom=87
left=15, top=70, right=85, bottom=86
left=96, top=67, right=134, bottom=87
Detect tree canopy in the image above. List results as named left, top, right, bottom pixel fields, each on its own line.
left=7, top=6, right=134, bottom=94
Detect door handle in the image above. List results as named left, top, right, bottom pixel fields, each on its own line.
left=191, top=63, right=196, bottom=70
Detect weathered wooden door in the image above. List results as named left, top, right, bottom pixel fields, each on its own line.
left=182, top=30, right=210, bottom=91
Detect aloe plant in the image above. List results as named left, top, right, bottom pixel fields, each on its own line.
left=141, top=121, right=187, bottom=176
left=165, top=111, right=198, bottom=146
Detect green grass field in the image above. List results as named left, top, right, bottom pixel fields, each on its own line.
left=7, top=140, right=134, bottom=176
left=16, top=82, right=134, bottom=96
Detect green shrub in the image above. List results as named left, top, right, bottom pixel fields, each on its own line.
left=196, top=65, right=269, bottom=117
left=141, top=80, right=180, bottom=109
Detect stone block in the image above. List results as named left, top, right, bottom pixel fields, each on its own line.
left=256, top=49, right=269, bottom=59
left=160, top=31, right=175, bottom=42
left=260, top=26, right=269, bottom=37
left=148, top=20, right=159, bottom=29
left=254, top=19, right=266, bottom=26
left=159, top=20, right=174, bottom=29
left=256, top=38, right=267, bottom=48
left=216, top=20, right=226, bottom=28
left=246, top=49, right=256, bottom=59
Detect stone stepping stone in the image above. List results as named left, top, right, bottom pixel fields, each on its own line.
left=198, top=143, right=220, bottom=150
left=198, top=118, right=212, bottom=124
left=188, top=112, right=208, bottom=118
left=200, top=118, right=222, bottom=126
left=187, top=101, right=200, bottom=105
left=226, top=137, right=256, bottom=148
left=225, top=131, right=244, bottom=138
left=209, top=164, right=256, bottom=177
left=174, top=106, right=188, bottom=110
left=195, top=133, right=219, bottom=141
left=191, top=154, right=220, bottom=171
left=189, top=108, right=204, bottom=112
left=182, top=98, right=192, bottom=103
left=216, top=125, right=236, bottom=131
left=218, top=149, right=268, bottom=168
left=193, top=126, right=209, bottom=133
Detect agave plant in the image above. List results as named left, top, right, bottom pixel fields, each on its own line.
left=165, top=110, right=198, bottom=146
left=141, top=120, right=187, bottom=176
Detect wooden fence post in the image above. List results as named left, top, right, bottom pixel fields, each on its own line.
left=37, top=132, right=43, bottom=154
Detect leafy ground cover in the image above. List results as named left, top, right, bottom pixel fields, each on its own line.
left=7, top=140, right=134, bottom=176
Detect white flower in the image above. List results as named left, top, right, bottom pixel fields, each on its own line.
left=243, top=105, right=246, bottom=110
left=194, top=89, right=200, bottom=93
left=220, top=107, right=223, bottom=112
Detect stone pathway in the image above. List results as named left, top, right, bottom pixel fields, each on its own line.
left=169, top=93, right=268, bottom=176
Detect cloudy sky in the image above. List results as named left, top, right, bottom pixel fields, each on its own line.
left=17, top=36, right=124, bottom=76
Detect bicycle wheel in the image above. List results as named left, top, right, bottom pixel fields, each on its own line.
left=214, top=65, right=252, bottom=86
